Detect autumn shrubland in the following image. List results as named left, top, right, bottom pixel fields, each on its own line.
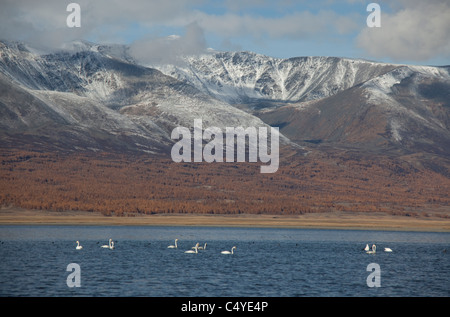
left=1, top=146, right=449, bottom=219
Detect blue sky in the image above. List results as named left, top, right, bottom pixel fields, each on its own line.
left=1, top=0, right=449, bottom=65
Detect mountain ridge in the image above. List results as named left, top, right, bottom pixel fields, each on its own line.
left=1, top=40, right=449, bottom=164
left=0, top=40, right=288, bottom=155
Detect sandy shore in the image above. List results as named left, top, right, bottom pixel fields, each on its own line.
left=0, top=206, right=449, bottom=232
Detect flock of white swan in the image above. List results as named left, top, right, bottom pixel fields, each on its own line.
left=75, top=239, right=114, bottom=250
left=364, top=244, right=393, bottom=254
left=170, top=239, right=236, bottom=255
left=74, top=238, right=235, bottom=254
left=75, top=239, right=391, bottom=255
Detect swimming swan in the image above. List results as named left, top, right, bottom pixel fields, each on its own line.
left=221, top=246, right=236, bottom=255
left=193, top=242, right=207, bottom=250
left=76, top=241, right=83, bottom=250
left=384, top=247, right=393, bottom=252
left=366, top=244, right=376, bottom=254
left=101, top=238, right=112, bottom=248
left=185, top=243, right=199, bottom=254
left=364, top=244, right=369, bottom=251
left=168, top=239, right=179, bottom=249
left=101, top=238, right=114, bottom=249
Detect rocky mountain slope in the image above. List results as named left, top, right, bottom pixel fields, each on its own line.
left=259, top=65, right=450, bottom=157
left=155, top=49, right=450, bottom=168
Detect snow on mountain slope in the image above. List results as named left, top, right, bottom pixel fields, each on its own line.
left=258, top=63, right=450, bottom=157
left=153, top=51, right=398, bottom=104
left=362, top=64, right=450, bottom=97
left=362, top=65, right=450, bottom=150
left=0, top=41, right=117, bottom=98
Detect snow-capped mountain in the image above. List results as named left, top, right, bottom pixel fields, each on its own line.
left=144, top=48, right=450, bottom=160
left=1, top=40, right=449, bottom=165
left=0, top=41, right=283, bottom=154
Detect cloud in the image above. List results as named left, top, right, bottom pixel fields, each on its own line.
left=1, top=0, right=448, bottom=64
left=194, top=10, right=359, bottom=41
left=128, top=22, right=207, bottom=65
left=0, top=0, right=199, bottom=50
left=357, top=0, right=450, bottom=62
left=0, top=0, right=75, bottom=50
left=0, top=1, right=359, bottom=47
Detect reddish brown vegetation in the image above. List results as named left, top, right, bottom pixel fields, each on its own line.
left=0, top=148, right=449, bottom=218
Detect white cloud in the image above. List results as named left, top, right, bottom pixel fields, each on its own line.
left=128, top=22, right=207, bottom=65
left=1, top=0, right=448, bottom=63
left=357, top=0, right=450, bottom=62
left=194, top=10, right=359, bottom=40
left=0, top=0, right=199, bottom=50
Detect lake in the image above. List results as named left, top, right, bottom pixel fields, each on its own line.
left=0, top=225, right=449, bottom=297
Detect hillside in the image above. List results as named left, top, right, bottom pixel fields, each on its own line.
left=0, top=40, right=449, bottom=218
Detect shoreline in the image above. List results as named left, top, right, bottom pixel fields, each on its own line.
left=1, top=207, right=449, bottom=232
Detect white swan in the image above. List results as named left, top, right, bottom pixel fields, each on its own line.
left=101, top=238, right=112, bottom=248
left=221, top=246, right=236, bottom=255
left=185, top=243, right=199, bottom=254
left=366, top=244, right=376, bottom=254
left=384, top=247, right=393, bottom=252
left=364, top=244, right=369, bottom=251
left=192, top=242, right=207, bottom=250
left=101, top=238, right=114, bottom=249
left=76, top=241, right=83, bottom=250
left=168, top=239, right=178, bottom=249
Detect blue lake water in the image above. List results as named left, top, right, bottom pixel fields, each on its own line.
left=0, top=225, right=449, bottom=297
